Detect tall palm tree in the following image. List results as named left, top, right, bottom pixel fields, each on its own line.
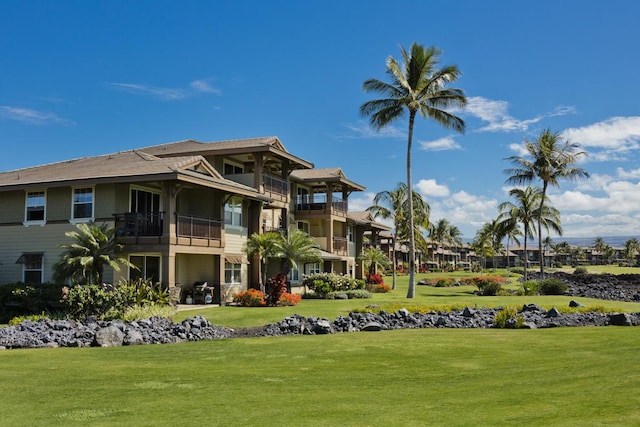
left=361, top=42, right=467, bottom=298
left=367, top=182, right=430, bottom=289
left=447, top=224, right=463, bottom=268
left=244, top=231, right=281, bottom=293
left=53, top=222, right=134, bottom=285
left=477, top=220, right=503, bottom=271
left=497, top=216, right=522, bottom=276
left=592, top=237, right=606, bottom=265
left=428, top=218, right=450, bottom=265
left=498, top=186, right=562, bottom=280
left=504, top=128, right=589, bottom=277
left=274, top=228, right=322, bottom=277
left=623, top=238, right=640, bottom=266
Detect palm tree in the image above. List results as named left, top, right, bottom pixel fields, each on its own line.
left=274, top=228, right=322, bottom=277
left=592, top=237, right=606, bottom=265
left=497, top=213, right=522, bottom=268
left=428, top=218, right=450, bottom=266
left=623, top=238, right=640, bottom=266
left=361, top=42, right=467, bottom=298
left=504, top=128, right=589, bottom=277
left=53, top=222, right=135, bottom=285
left=477, top=220, right=503, bottom=271
left=244, top=231, right=281, bottom=293
left=358, top=247, right=391, bottom=276
left=446, top=224, right=463, bottom=268
left=542, top=235, right=554, bottom=268
left=498, top=186, right=551, bottom=280
left=367, top=182, right=430, bottom=289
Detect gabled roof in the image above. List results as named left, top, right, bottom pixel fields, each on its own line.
left=0, top=150, right=271, bottom=201
left=348, top=211, right=391, bottom=231
left=138, top=136, right=314, bottom=170
left=290, top=168, right=365, bottom=192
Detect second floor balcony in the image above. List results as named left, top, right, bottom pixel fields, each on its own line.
left=295, top=195, right=348, bottom=217
left=114, top=212, right=222, bottom=245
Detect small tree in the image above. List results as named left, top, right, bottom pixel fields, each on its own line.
left=53, top=222, right=135, bottom=285
left=244, top=231, right=281, bottom=293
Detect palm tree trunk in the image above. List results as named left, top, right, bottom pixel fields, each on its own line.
left=523, top=234, right=528, bottom=281
left=538, top=182, right=548, bottom=278
left=391, top=231, right=397, bottom=290
left=406, top=112, right=416, bottom=298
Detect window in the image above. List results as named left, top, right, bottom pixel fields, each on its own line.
left=224, top=198, right=243, bottom=227
left=224, top=162, right=243, bottom=175
left=129, top=255, right=161, bottom=283
left=307, top=263, right=322, bottom=275
left=347, top=225, right=354, bottom=242
left=225, top=262, right=242, bottom=284
left=16, top=252, right=44, bottom=284
left=131, top=188, right=160, bottom=213
left=72, top=187, right=93, bottom=220
left=25, top=191, right=46, bottom=223
left=289, top=266, right=300, bottom=283
left=297, top=221, right=309, bottom=234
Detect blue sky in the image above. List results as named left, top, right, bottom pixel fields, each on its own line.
left=2, top=1, right=640, bottom=240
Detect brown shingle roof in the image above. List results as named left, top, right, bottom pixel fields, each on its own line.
left=290, top=168, right=365, bottom=192
left=348, top=211, right=391, bottom=231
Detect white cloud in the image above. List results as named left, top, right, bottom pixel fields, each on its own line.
left=415, top=179, right=450, bottom=197
left=465, top=96, right=575, bottom=133
left=0, top=106, right=70, bottom=125
left=343, top=120, right=406, bottom=139
left=507, top=142, right=529, bottom=157
left=419, top=136, right=461, bottom=151
left=110, top=83, right=187, bottom=100
left=110, top=78, right=223, bottom=100
left=347, top=192, right=375, bottom=212
left=562, top=117, right=640, bottom=151
left=616, top=166, right=640, bottom=179
left=191, top=79, right=221, bottom=95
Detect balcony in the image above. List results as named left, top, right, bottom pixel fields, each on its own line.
left=114, top=212, right=163, bottom=237
left=263, top=174, right=289, bottom=200
left=333, top=236, right=348, bottom=256
left=176, top=214, right=222, bottom=241
left=295, top=195, right=348, bottom=217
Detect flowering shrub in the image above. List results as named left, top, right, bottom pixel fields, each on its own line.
left=373, top=283, right=391, bottom=293
left=278, top=292, right=301, bottom=306
left=365, top=272, right=384, bottom=285
left=460, top=275, right=507, bottom=296
left=232, top=288, right=266, bottom=307
left=302, top=273, right=365, bottom=298
left=422, top=277, right=457, bottom=287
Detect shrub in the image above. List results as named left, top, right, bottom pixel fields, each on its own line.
left=373, top=283, right=391, bottom=293
left=461, top=276, right=506, bottom=296
left=519, top=280, right=540, bottom=296
left=573, top=266, right=588, bottom=275
left=421, top=277, right=457, bottom=287
left=302, top=273, right=364, bottom=298
left=267, top=273, right=288, bottom=306
left=8, top=312, right=51, bottom=326
left=365, top=272, right=384, bottom=285
left=538, top=278, right=568, bottom=295
left=278, top=292, right=302, bottom=306
left=326, top=289, right=372, bottom=299
left=232, top=288, right=266, bottom=307
left=494, top=306, right=524, bottom=329
left=0, top=282, right=65, bottom=323
left=121, top=304, right=176, bottom=321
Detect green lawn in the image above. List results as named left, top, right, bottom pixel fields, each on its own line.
left=1, top=327, right=639, bottom=426
left=2, top=269, right=640, bottom=426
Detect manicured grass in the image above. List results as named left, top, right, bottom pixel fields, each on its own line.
left=1, top=327, right=639, bottom=426
left=4, top=269, right=640, bottom=426
left=175, top=271, right=640, bottom=328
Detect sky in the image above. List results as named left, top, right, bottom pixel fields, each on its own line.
left=1, top=1, right=640, bottom=240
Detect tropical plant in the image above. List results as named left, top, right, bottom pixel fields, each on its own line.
left=497, top=215, right=521, bottom=276
left=623, top=238, right=640, bottom=266
left=498, top=186, right=562, bottom=280
left=244, top=231, right=281, bottom=292
left=358, top=247, right=391, bottom=277
left=53, top=222, right=135, bottom=285
left=592, top=237, right=607, bottom=265
left=361, top=42, right=467, bottom=298
left=504, top=128, right=589, bottom=277
left=367, top=182, right=429, bottom=289
left=274, top=228, right=322, bottom=276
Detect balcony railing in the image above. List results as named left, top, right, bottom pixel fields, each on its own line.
left=333, top=236, right=348, bottom=256
left=263, top=174, right=289, bottom=198
left=176, top=214, right=222, bottom=240
left=114, top=212, right=163, bottom=237
left=295, top=195, right=348, bottom=216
